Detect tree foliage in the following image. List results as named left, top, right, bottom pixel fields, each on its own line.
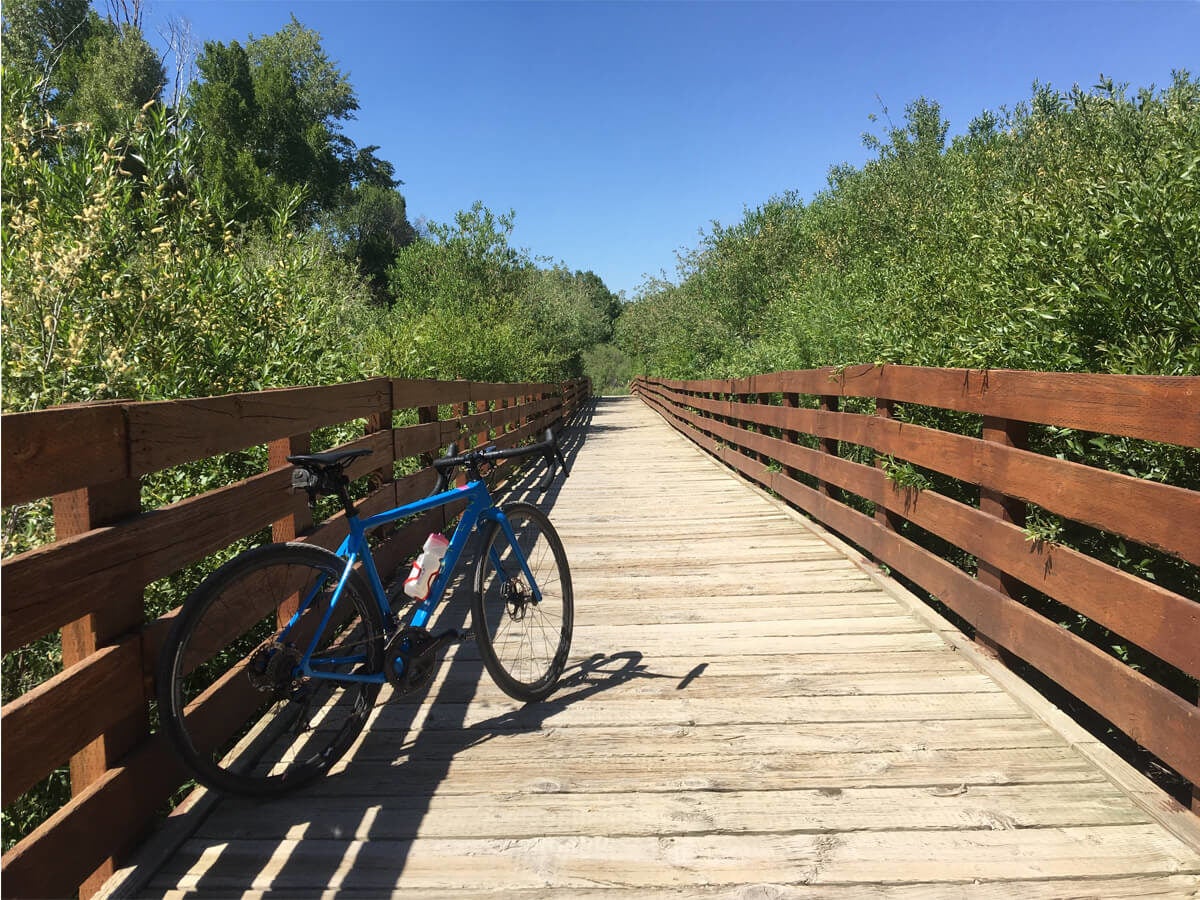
left=188, top=18, right=360, bottom=224
left=1, top=69, right=369, bottom=415
left=1, top=0, right=92, bottom=99
left=373, top=203, right=619, bottom=381
left=2, top=0, right=163, bottom=130
left=618, top=76, right=1200, bottom=379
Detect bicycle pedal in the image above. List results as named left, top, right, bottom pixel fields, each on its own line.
left=430, top=627, right=473, bottom=646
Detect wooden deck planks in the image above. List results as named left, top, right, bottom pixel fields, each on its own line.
left=124, top=396, right=1200, bottom=898
left=148, top=827, right=1200, bottom=893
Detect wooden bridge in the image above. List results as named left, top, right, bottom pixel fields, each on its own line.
left=3, top=369, right=1199, bottom=898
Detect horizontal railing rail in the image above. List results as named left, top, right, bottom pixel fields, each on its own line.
left=633, top=366, right=1198, bottom=812
left=0, top=376, right=590, bottom=899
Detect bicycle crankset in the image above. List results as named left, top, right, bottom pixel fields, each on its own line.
left=383, top=626, right=472, bottom=695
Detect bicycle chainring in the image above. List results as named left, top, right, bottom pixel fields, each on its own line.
left=383, top=626, right=439, bottom=695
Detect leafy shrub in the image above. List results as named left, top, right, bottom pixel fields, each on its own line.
left=619, top=75, right=1200, bottom=379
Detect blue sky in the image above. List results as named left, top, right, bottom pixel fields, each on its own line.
left=137, top=1, right=1198, bottom=298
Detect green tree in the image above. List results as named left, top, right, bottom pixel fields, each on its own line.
left=187, top=16, right=365, bottom=224
left=56, top=16, right=164, bottom=134
left=2, top=0, right=163, bottom=130
left=375, top=203, right=617, bottom=381
left=187, top=39, right=279, bottom=218
left=619, top=76, right=1200, bottom=379
left=1, top=0, right=90, bottom=100
left=583, top=342, right=634, bottom=395
left=320, top=148, right=416, bottom=301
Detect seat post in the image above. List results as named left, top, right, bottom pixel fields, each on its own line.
left=335, top=474, right=358, bottom=518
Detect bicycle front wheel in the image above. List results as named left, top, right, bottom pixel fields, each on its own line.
left=156, top=543, right=384, bottom=797
left=472, top=502, right=573, bottom=702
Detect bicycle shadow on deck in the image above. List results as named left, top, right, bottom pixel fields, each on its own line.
left=172, top=399, right=675, bottom=895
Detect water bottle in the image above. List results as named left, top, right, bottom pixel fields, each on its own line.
left=403, top=533, right=450, bottom=600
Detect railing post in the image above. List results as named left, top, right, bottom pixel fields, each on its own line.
left=1195, top=695, right=1200, bottom=814
left=722, top=382, right=737, bottom=453
left=783, top=392, right=801, bottom=481
left=269, top=435, right=313, bottom=543
left=756, top=392, right=771, bottom=466
left=874, top=398, right=904, bottom=531
left=417, top=404, right=438, bottom=469
left=976, top=415, right=1029, bottom=660
left=817, top=394, right=840, bottom=499
left=366, top=384, right=397, bottom=498
left=693, top=387, right=709, bottom=436
left=53, top=477, right=145, bottom=898
left=474, top=398, right=489, bottom=449
left=452, top=399, right=468, bottom=486
left=268, top=434, right=314, bottom=627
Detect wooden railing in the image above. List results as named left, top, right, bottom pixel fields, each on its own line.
left=634, top=366, right=1199, bottom=810
left=0, top=376, right=590, bottom=899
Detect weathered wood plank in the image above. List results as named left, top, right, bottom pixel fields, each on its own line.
left=1, top=403, right=128, bottom=506
left=126, top=379, right=392, bottom=477
left=140, top=875, right=1200, bottom=900
left=644, top=366, right=1200, bottom=447
left=304, top=748, right=1108, bottom=797
left=379, top=692, right=1030, bottom=734
left=388, top=667, right=999, bottom=705
left=345, top=718, right=1070, bottom=762
left=151, top=825, right=1200, bottom=892
left=206, top=781, right=1142, bottom=841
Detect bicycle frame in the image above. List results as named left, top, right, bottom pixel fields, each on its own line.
left=282, top=477, right=542, bottom=686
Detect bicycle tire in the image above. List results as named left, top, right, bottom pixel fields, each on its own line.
left=156, top=542, right=384, bottom=797
left=472, top=502, right=573, bottom=702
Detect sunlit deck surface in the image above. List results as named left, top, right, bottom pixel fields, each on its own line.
left=115, top=396, right=1200, bottom=898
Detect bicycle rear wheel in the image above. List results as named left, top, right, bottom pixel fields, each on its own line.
left=156, top=542, right=384, bottom=797
left=472, top=502, right=573, bottom=702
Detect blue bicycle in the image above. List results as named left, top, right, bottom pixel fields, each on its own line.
left=156, top=432, right=573, bottom=797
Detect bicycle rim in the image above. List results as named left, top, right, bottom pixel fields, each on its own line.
left=158, top=543, right=383, bottom=796
left=472, top=503, right=573, bottom=701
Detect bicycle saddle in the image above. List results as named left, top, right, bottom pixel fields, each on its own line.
left=287, top=448, right=372, bottom=470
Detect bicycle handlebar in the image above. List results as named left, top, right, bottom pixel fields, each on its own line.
left=430, top=429, right=570, bottom=495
